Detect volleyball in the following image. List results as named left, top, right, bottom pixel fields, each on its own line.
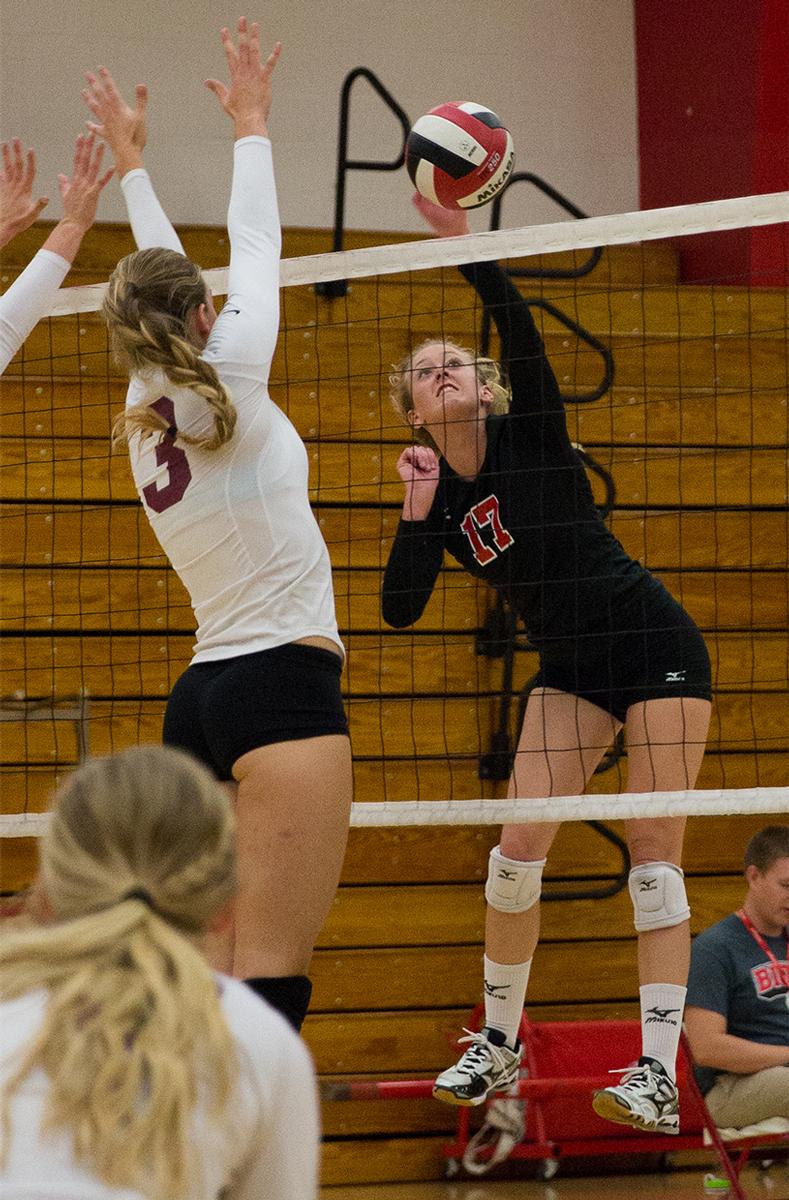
left=406, top=101, right=515, bottom=210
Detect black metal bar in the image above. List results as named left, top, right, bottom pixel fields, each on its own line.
left=533, top=297, right=615, bottom=404
left=543, top=820, right=631, bottom=901
left=316, top=68, right=411, bottom=299
left=480, top=298, right=614, bottom=404
left=488, top=171, right=603, bottom=279
left=575, top=448, right=617, bottom=518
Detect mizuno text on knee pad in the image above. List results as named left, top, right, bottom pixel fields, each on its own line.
left=485, top=846, right=546, bottom=914
left=629, top=861, right=690, bottom=932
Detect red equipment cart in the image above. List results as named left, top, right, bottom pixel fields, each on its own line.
left=441, top=1013, right=788, bottom=1196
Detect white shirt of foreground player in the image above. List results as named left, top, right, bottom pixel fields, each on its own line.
left=122, top=136, right=343, bottom=663
left=0, top=974, right=319, bottom=1199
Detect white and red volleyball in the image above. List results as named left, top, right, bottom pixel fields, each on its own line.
left=406, top=101, right=515, bottom=210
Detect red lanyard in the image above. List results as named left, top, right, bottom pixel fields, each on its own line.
left=736, top=909, right=789, bottom=965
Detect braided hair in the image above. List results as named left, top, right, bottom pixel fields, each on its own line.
left=103, top=247, right=237, bottom=451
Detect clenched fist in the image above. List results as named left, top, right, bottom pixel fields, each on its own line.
left=396, top=445, right=440, bottom=521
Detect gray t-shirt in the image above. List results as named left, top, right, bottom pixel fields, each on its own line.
left=686, top=913, right=789, bottom=1094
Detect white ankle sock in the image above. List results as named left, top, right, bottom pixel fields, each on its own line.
left=639, top=983, right=686, bottom=1080
left=483, top=955, right=532, bottom=1049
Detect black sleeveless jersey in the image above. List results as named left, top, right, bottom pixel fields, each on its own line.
left=382, top=260, right=657, bottom=650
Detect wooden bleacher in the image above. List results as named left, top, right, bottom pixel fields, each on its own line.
left=1, top=222, right=787, bottom=1185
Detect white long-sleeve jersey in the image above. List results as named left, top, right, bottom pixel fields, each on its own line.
left=0, top=976, right=320, bottom=1200
left=0, top=249, right=71, bottom=375
left=122, top=137, right=342, bottom=662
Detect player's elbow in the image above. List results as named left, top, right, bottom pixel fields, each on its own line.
left=684, top=1019, right=722, bottom=1067
left=686, top=1040, right=718, bottom=1068
left=381, top=599, right=415, bottom=629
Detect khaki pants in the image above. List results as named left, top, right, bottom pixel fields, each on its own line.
left=705, top=1065, right=789, bottom=1128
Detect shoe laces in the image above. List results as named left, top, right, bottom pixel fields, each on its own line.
left=607, top=1061, right=668, bottom=1094
left=455, top=1028, right=509, bottom=1076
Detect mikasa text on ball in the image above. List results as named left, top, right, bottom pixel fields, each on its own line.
left=406, top=101, right=515, bottom=210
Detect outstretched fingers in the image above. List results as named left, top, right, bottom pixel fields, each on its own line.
left=2, top=138, right=27, bottom=184
left=22, top=145, right=36, bottom=190
left=134, top=83, right=148, bottom=119
left=0, top=139, right=49, bottom=244
left=237, top=15, right=251, bottom=66
left=262, top=40, right=282, bottom=80
left=80, top=67, right=147, bottom=172
left=247, top=18, right=260, bottom=62
left=57, top=131, right=114, bottom=218
left=97, top=65, right=123, bottom=105
left=72, top=132, right=91, bottom=177
left=219, top=24, right=238, bottom=71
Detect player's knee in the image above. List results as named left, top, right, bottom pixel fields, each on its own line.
left=628, top=861, right=689, bottom=932
left=485, top=846, right=546, bottom=914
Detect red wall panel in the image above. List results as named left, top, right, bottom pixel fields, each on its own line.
left=635, top=0, right=788, bottom=283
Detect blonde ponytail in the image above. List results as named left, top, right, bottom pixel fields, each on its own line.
left=0, top=745, right=238, bottom=1200
left=103, top=248, right=237, bottom=451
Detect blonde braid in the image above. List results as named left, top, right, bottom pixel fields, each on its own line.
left=103, top=248, right=237, bottom=452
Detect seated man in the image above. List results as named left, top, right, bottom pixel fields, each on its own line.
left=685, top=824, right=789, bottom=1130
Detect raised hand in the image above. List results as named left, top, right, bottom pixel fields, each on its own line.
left=57, top=134, right=114, bottom=233
left=205, top=16, right=281, bottom=139
left=41, top=133, right=114, bottom=262
left=395, top=445, right=441, bottom=521
left=412, top=192, right=470, bottom=239
left=0, top=140, right=49, bottom=249
left=82, top=67, right=148, bottom=177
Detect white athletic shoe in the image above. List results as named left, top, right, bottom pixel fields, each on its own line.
left=592, top=1056, right=680, bottom=1134
left=433, top=1027, right=523, bottom=1107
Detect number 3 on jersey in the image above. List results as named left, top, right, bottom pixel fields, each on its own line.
left=460, top=494, right=514, bottom=565
left=142, top=396, right=192, bottom=514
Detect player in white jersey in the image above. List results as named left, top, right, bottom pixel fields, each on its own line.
left=81, top=18, right=352, bottom=1031
left=0, top=745, right=319, bottom=1200
left=0, top=133, right=113, bottom=374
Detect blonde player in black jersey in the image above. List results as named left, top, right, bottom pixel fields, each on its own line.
left=383, top=196, right=713, bottom=1133
left=81, top=18, right=352, bottom=1032
left=0, top=134, right=113, bottom=373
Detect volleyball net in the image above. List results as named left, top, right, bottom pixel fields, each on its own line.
left=1, top=192, right=787, bottom=863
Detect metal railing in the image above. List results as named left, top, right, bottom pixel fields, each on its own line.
left=315, top=68, right=410, bottom=299
left=480, top=296, right=614, bottom=405
left=487, top=170, right=603, bottom=279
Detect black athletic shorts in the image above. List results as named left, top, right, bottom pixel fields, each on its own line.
left=163, top=643, right=349, bottom=781
left=532, top=581, right=712, bottom=724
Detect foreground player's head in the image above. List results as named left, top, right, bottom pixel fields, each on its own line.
left=103, top=247, right=235, bottom=451
left=743, top=824, right=789, bottom=935
left=389, top=338, right=509, bottom=451
left=42, top=743, right=236, bottom=926
left=0, top=745, right=238, bottom=1199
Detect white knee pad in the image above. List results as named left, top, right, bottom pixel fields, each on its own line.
left=629, top=861, right=690, bottom=932
left=485, top=846, right=545, bottom=914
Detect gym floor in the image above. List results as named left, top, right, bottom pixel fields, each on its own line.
left=320, top=1163, right=789, bottom=1199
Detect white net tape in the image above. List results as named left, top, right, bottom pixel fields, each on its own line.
left=3, top=788, right=786, bottom=838
left=47, top=190, right=789, bottom=315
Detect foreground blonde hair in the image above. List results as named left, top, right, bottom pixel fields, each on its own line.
left=389, top=339, right=511, bottom=451
left=0, top=745, right=238, bottom=1200
left=103, top=247, right=236, bottom=451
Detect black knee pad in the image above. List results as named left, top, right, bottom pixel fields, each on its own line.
left=243, top=974, right=313, bottom=1031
